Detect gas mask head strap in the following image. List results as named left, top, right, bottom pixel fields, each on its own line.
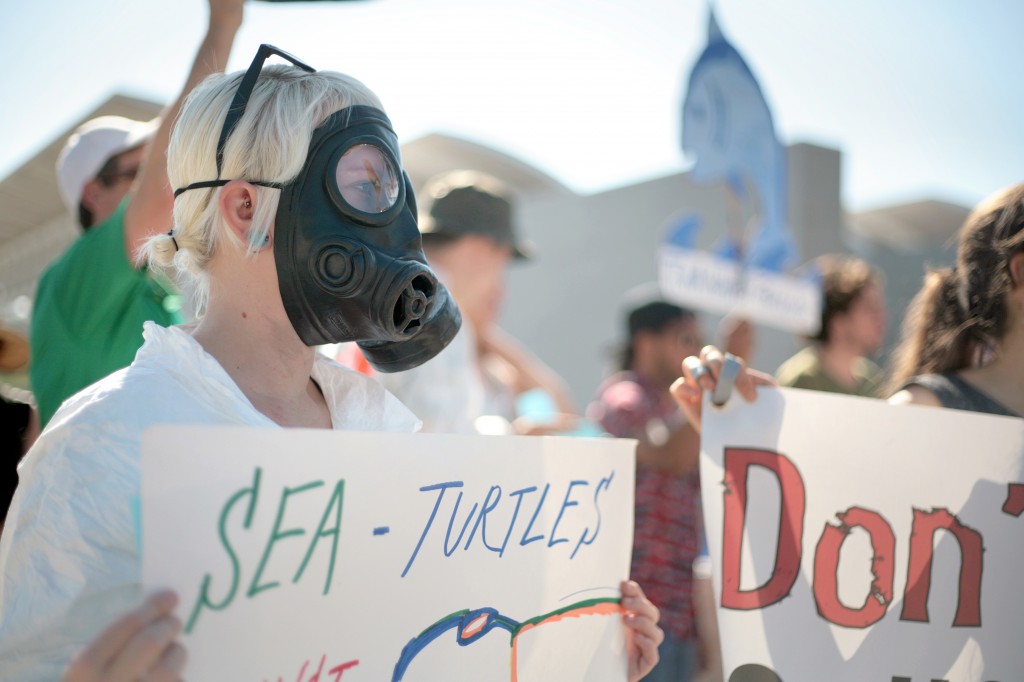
left=173, top=43, right=317, bottom=199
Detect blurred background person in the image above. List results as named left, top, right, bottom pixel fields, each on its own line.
left=715, top=314, right=755, bottom=363
left=1, top=325, right=37, bottom=531
left=362, top=170, right=581, bottom=435
left=29, top=0, right=245, bottom=428
left=587, top=292, right=708, bottom=682
left=690, top=549, right=723, bottom=682
left=775, top=253, right=887, bottom=396
left=887, top=183, right=1024, bottom=417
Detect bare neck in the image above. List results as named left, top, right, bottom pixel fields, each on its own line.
left=192, top=299, right=331, bottom=429
left=631, top=357, right=673, bottom=393
left=816, top=340, right=865, bottom=389
left=961, top=323, right=1024, bottom=416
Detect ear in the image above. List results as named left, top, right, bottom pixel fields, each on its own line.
left=80, top=179, right=102, bottom=214
left=1010, top=252, right=1024, bottom=288
left=632, top=330, right=655, bottom=356
left=218, top=180, right=258, bottom=244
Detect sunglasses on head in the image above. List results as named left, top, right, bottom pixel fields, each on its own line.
left=97, top=166, right=139, bottom=187
left=96, top=149, right=142, bottom=187
left=173, top=43, right=316, bottom=199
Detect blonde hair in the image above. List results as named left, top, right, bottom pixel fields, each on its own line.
left=142, top=64, right=383, bottom=308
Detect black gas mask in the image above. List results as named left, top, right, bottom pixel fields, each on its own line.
left=274, top=105, right=461, bottom=370
left=173, top=45, right=460, bottom=372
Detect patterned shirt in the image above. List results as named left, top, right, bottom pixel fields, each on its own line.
left=588, top=370, right=702, bottom=642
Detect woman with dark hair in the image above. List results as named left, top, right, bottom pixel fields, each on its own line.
left=886, top=183, right=1024, bottom=416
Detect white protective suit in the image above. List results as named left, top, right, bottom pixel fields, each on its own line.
left=378, top=323, right=517, bottom=434
left=373, top=263, right=515, bottom=435
left=0, top=322, right=420, bottom=681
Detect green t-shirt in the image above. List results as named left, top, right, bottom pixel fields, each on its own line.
left=775, top=345, right=883, bottom=398
left=30, top=200, right=181, bottom=427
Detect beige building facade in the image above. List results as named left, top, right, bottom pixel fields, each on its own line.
left=0, top=96, right=963, bottom=406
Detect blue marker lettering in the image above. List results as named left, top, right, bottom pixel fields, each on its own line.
left=500, top=486, right=536, bottom=557
left=464, top=485, right=503, bottom=553
left=443, top=492, right=478, bottom=557
left=549, top=480, right=588, bottom=548
left=520, top=483, right=550, bottom=546
left=401, top=481, right=463, bottom=578
left=572, top=471, right=614, bottom=559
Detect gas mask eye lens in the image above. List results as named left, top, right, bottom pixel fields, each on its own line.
left=335, top=143, right=399, bottom=214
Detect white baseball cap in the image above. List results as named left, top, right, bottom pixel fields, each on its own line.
left=55, top=115, right=160, bottom=214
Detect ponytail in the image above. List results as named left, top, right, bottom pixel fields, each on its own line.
left=884, top=268, right=976, bottom=396
left=886, top=183, right=1024, bottom=397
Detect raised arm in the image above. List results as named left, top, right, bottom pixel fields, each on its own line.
left=123, top=0, right=245, bottom=265
left=481, top=325, right=579, bottom=415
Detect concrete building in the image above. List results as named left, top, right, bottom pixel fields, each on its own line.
left=0, top=95, right=964, bottom=407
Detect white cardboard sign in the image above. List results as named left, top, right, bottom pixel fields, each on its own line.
left=658, top=246, right=822, bottom=335
left=141, top=427, right=635, bottom=681
left=701, top=388, right=1024, bottom=681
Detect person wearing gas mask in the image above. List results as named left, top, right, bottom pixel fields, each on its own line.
left=0, top=46, right=663, bottom=682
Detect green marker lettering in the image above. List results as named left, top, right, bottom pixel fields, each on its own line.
left=248, top=480, right=325, bottom=597
left=293, top=478, right=345, bottom=595
left=185, top=467, right=262, bottom=634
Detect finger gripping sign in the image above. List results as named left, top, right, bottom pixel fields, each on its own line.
left=701, top=389, right=1024, bottom=681
left=141, top=427, right=635, bottom=680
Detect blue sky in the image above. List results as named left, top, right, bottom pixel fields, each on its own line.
left=1, top=0, right=1020, bottom=211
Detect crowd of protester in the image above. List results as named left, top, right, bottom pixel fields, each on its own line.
left=1, top=1, right=1021, bottom=680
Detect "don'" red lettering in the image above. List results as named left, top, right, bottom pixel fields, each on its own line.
left=719, top=448, right=984, bottom=629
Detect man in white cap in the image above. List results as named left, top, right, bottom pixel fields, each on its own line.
left=30, top=0, right=245, bottom=428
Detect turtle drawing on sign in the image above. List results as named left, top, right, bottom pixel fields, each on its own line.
left=392, top=595, right=625, bottom=681
left=670, top=8, right=795, bottom=274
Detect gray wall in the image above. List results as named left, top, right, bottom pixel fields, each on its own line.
left=501, top=142, right=852, bottom=409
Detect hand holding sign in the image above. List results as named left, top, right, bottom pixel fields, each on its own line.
left=671, top=345, right=776, bottom=433
left=60, top=592, right=185, bottom=682
left=621, top=580, right=664, bottom=681
left=699, top=388, right=1024, bottom=679
left=142, top=428, right=640, bottom=679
